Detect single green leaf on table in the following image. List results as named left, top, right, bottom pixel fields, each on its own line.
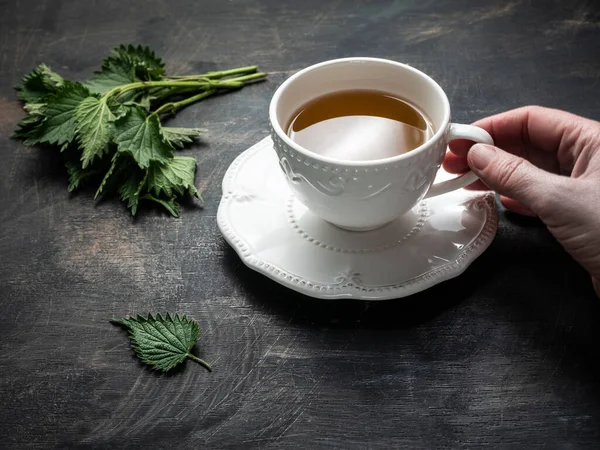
left=161, top=127, right=205, bottom=149
left=111, top=313, right=211, bottom=372
left=15, top=63, right=64, bottom=103
left=28, top=80, right=91, bottom=146
left=114, top=106, right=173, bottom=168
left=75, top=96, right=125, bottom=168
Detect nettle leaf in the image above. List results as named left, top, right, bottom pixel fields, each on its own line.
left=161, top=127, right=204, bottom=149
left=142, top=156, right=201, bottom=217
left=65, top=160, right=93, bottom=192
left=141, top=193, right=180, bottom=217
left=94, top=152, right=120, bottom=199
left=13, top=100, right=49, bottom=144
left=31, top=81, right=91, bottom=146
left=24, top=102, right=46, bottom=115
left=114, top=106, right=173, bottom=168
left=92, top=151, right=137, bottom=201
left=111, top=313, right=211, bottom=372
left=84, top=61, right=138, bottom=95
left=85, top=44, right=165, bottom=95
left=111, top=44, right=165, bottom=80
left=137, top=94, right=154, bottom=111
left=147, top=156, right=199, bottom=198
left=12, top=114, right=45, bottom=144
left=38, top=64, right=65, bottom=87
left=76, top=96, right=125, bottom=168
left=16, top=63, right=64, bottom=103
left=118, top=165, right=147, bottom=215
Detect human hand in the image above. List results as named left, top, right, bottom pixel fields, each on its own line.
left=443, top=106, right=600, bottom=295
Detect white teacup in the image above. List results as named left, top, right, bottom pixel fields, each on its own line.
left=269, top=57, right=493, bottom=231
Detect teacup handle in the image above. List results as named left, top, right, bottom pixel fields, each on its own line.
left=424, top=123, right=494, bottom=198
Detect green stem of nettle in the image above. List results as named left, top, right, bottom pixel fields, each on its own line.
left=149, top=73, right=267, bottom=117
left=105, top=81, right=213, bottom=99
left=154, top=86, right=201, bottom=97
left=151, top=89, right=218, bottom=117
left=187, top=353, right=212, bottom=371
left=165, top=65, right=258, bottom=80
left=224, top=72, right=267, bottom=84
left=103, top=72, right=267, bottom=101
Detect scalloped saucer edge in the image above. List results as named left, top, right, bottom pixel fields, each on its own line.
left=217, top=136, right=498, bottom=300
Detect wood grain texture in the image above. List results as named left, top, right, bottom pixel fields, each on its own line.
left=1, top=0, right=600, bottom=448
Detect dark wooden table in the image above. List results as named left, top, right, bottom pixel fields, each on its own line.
left=2, top=0, right=600, bottom=448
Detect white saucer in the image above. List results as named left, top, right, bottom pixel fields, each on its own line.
left=217, top=136, right=498, bottom=300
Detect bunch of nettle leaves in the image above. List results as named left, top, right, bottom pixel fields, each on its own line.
left=13, top=45, right=266, bottom=216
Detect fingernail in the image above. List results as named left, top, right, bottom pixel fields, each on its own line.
left=469, top=144, right=496, bottom=171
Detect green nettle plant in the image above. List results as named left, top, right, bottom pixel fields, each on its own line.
left=13, top=44, right=266, bottom=216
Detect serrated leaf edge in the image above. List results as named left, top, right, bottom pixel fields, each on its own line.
left=111, top=313, right=210, bottom=372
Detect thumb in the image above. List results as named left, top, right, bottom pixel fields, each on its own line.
left=467, top=143, right=562, bottom=214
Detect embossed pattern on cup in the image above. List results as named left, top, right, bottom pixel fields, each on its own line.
left=271, top=127, right=444, bottom=230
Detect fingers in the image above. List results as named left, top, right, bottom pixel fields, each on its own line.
left=445, top=147, right=537, bottom=216
left=499, top=196, right=536, bottom=216
left=467, top=143, right=563, bottom=214
left=448, top=138, right=476, bottom=157
left=442, top=152, right=489, bottom=190
left=442, top=151, right=469, bottom=173
left=448, top=105, right=591, bottom=157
